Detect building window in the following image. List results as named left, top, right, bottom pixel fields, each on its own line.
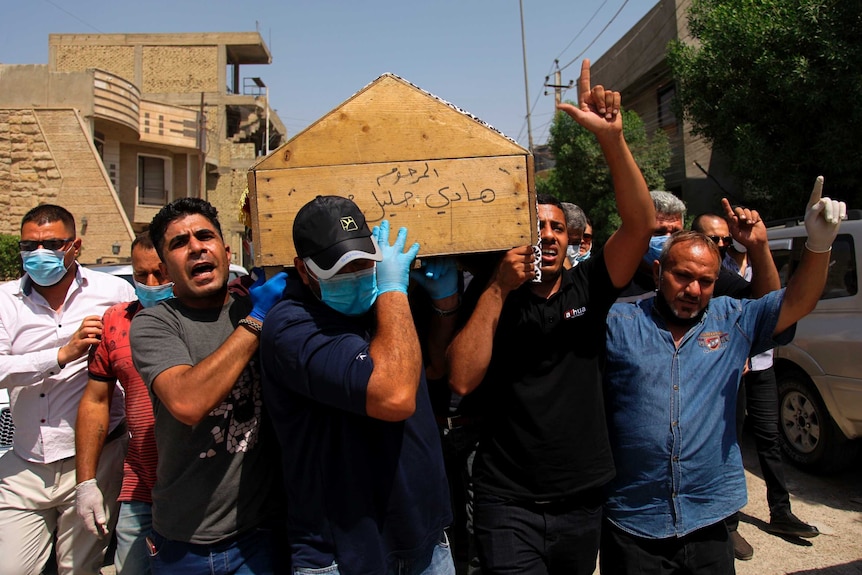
left=138, top=155, right=171, bottom=206
left=658, top=84, right=677, bottom=135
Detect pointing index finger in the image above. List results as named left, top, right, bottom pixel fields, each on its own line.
left=807, top=175, right=824, bottom=209
left=578, top=59, right=591, bottom=107
left=720, top=198, right=735, bottom=221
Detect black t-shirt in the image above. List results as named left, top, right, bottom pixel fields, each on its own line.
left=469, top=248, right=621, bottom=500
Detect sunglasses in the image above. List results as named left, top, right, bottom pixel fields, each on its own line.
left=707, top=235, right=733, bottom=246
left=581, top=233, right=593, bottom=241
left=18, top=238, right=74, bottom=252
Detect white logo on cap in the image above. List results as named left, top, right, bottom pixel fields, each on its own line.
left=340, top=216, right=358, bottom=231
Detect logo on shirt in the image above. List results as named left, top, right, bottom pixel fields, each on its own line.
left=356, top=352, right=368, bottom=361
left=697, top=331, right=729, bottom=352
left=564, top=306, right=586, bottom=320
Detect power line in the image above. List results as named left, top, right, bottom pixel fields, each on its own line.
left=42, top=0, right=104, bottom=33
left=558, top=0, right=632, bottom=73
left=553, top=0, right=609, bottom=65
left=532, top=0, right=631, bottom=146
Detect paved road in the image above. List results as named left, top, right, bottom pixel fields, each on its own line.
left=734, top=431, right=862, bottom=575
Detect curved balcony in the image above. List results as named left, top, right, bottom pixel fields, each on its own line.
left=93, top=69, right=140, bottom=134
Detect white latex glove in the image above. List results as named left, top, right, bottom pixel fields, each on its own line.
left=804, top=176, right=847, bottom=253
left=75, top=479, right=108, bottom=538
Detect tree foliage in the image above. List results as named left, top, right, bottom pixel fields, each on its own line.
left=0, top=234, right=22, bottom=281
left=538, top=106, right=671, bottom=242
left=667, top=0, right=862, bottom=218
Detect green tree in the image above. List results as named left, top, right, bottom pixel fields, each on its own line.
left=0, top=234, right=22, bottom=281
left=538, top=106, right=671, bottom=242
left=668, top=0, right=862, bottom=218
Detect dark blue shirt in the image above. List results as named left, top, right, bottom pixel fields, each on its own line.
left=260, top=277, right=451, bottom=575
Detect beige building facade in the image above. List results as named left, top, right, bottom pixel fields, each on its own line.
left=0, top=32, right=285, bottom=265
left=590, top=0, right=739, bottom=216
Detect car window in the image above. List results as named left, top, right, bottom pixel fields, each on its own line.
left=771, top=233, right=857, bottom=300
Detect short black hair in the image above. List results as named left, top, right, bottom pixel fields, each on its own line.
left=131, top=231, right=155, bottom=253
left=536, top=193, right=564, bottom=211
left=148, top=198, right=223, bottom=260
left=21, top=204, right=75, bottom=237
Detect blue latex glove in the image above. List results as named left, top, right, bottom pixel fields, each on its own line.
left=249, top=267, right=288, bottom=321
left=373, top=220, right=420, bottom=295
left=410, top=257, right=459, bottom=300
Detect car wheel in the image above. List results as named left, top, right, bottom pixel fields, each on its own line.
left=776, top=368, right=860, bottom=474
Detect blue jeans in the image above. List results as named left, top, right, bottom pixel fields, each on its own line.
left=147, top=528, right=274, bottom=575
left=474, top=490, right=603, bottom=575
left=115, top=501, right=153, bottom=575
left=293, top=533, right=454, bottom=575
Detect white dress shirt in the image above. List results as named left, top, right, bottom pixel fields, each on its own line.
left=0, top=264, right=135, bottom=462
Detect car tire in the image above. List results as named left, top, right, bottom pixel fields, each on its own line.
left=776, top=368, right=860, bottom=474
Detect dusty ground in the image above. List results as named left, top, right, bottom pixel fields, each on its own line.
left=101, top=432, right=862, bottom=575
left=733, top=433, right=862, bottom=575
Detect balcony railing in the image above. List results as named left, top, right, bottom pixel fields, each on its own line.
left=93, top=69, right=140, bottom=134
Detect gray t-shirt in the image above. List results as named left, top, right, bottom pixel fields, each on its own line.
left=130, top=295, right=276, bottom=544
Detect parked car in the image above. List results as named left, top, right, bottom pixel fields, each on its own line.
left=87, top=262, right=249, bottom=285
left=767, top=210, right=862, bottom=473
left=0, top=389, right=13, bottom=458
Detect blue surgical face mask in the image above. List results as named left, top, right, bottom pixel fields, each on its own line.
left=134, top=280, right=175, bottom=308
left=21, top=248, right=70, bottom=287
left=575, top=248, right=591, bottom=263
left=318, top=266, right=378, bottom=316
left=643, top=235, right=670, bottom=265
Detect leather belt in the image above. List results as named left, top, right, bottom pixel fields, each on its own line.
left=436, top=414, right=476, bottom=430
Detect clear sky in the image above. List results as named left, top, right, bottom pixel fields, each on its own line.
left=0, top=0, right=657, bottom=150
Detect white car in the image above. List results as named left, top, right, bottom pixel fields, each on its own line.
left=768, top=212, right=862, bottom=473
left=87, top=263, right=249, bottom=285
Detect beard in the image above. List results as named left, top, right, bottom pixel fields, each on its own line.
left=654, top=292, right=705, bottom=328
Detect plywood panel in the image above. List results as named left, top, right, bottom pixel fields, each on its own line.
left=251, top=155, right=534, bottom=267
left=252, top=74, right=526, bottom=171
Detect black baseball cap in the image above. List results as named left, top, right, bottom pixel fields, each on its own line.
left=293, top=195, right=382, bottom=279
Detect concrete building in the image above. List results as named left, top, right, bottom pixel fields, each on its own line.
left=590, top=0, right=739, bottom=215
left=0, top=32, right=286, bottom=265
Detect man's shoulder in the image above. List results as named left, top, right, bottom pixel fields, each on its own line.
left=0, top=277, right=22, bottom=297
left=80, top=266, right=135, bottom=297
left=104, top=300, right=141, bottom=322
left=715, top=267, right=751, bottom=299
left=609, top=297, right=651, bottom=320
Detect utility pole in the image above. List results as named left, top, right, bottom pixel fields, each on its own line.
left=544, top=60, right=573, bottom=109
left=519, top=0, right=533, bottom=152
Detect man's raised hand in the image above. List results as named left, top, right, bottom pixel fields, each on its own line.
left=555, top=59, right=622, bottom=138
left=804, top=176, right=847, bottom=253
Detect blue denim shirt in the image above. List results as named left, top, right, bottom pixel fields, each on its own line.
left=603, top=290, right=793, bottom=539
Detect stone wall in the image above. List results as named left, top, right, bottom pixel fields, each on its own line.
left=0, top=108, right=134, bottom=263
left=142, top=46, right=219, bottom=93
left=0, top=110, right=62, bottom=235
left=54, top=45, right=135, bottom=81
